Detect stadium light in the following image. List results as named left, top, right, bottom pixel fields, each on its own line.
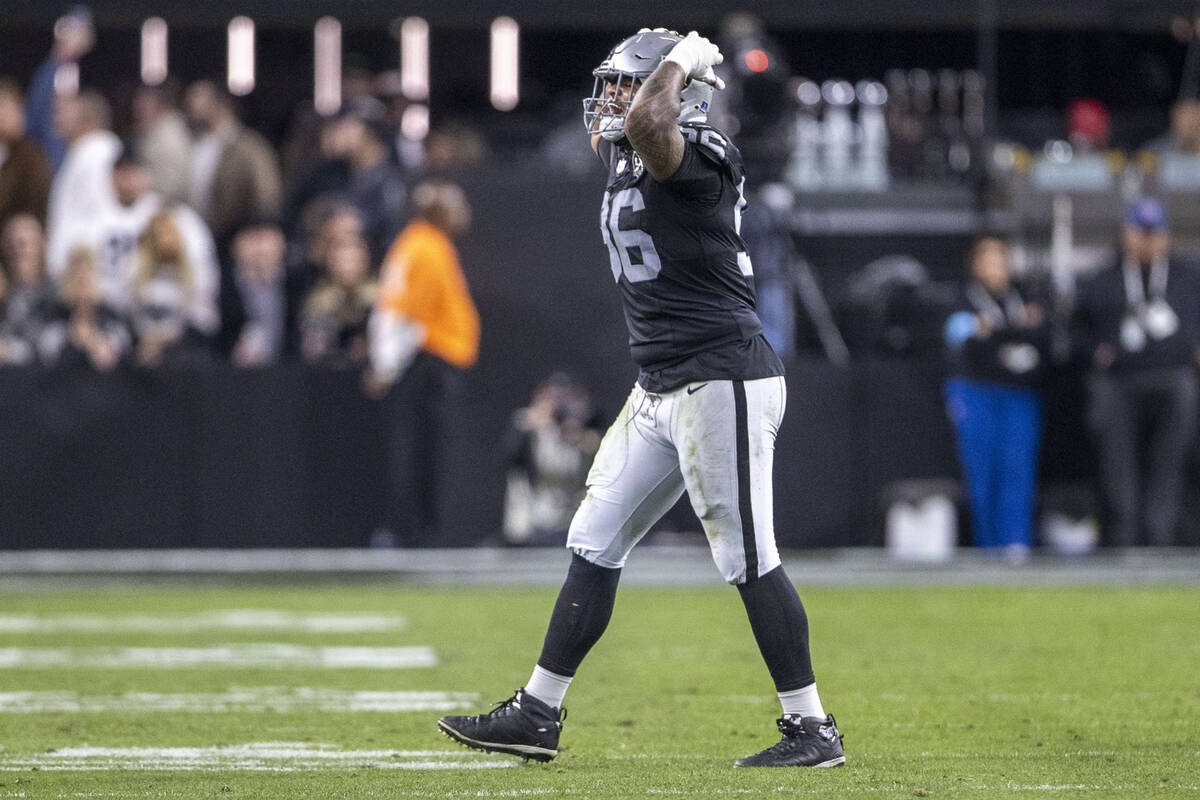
left=401, top=103, right=430, bottom=141
left=227, top=16, right=256, bottom=96
left=314, top=17, right=342, bottom=115
left=141, top=18, right=168, bottom=86
left=490, top=17, right=519, bottom=111
left=400, top=17, right=429, bottom=101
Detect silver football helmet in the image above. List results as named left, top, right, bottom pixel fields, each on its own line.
left=582, top=29, right=713, bottom=142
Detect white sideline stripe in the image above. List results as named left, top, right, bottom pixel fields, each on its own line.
left=4, top=546, right=1200, bottom=589
left=0, top=645, right=436, bottom=669
left=0, top=610, right=406, bottom=634
left=0, top=742, right=513, bottom=772
left=0, top=688, right=476, bottom=713
left=373, top=792, right=562, bottom=798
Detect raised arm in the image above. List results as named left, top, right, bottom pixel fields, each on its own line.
left=624, top=63, right=688, bottom=180
left=624, top=31, right=724, bottom=181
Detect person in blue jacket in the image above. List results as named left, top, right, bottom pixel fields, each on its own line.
left=25, top=6, right=94, bottom=172
left=944, top=236, right=1049, bottom=561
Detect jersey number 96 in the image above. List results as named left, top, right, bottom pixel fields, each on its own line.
left=601, top=187, right=662, bottom=284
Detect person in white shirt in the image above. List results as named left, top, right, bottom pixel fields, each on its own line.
left=45, top=89, right=119, bottom=277
left=133, top=83, right=191, bottom=206
left=73, top=144, right=218, bottom=335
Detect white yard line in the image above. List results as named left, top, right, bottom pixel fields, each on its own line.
left=0, top=742, right=513, bottom=772
left=389, top=792, right=565, bottom=798
left=0, top=645, right=436, bottom=669
left=0, top=687, right=476, bottom=713
left=0, top=610, right=405, bottom=634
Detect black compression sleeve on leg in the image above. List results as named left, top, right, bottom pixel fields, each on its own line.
left=737, top=564, right=816, bottom=692
left=536, top=553, right=622, bottom=677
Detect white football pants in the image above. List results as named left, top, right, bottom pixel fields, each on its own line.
left=566, top=376, right=786, bottom=584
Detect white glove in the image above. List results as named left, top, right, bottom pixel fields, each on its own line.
left=663, top=31, right=725, bottom=91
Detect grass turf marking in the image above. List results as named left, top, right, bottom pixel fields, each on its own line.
left=0, top=583, right=1195, bottom=798
left=0, top=645, right=436, bottom=669
left=0, top=610, right=406, bottom=634
left=0, top=742, right=515, bottom=772
left=0, top=688, right=478, bottom=713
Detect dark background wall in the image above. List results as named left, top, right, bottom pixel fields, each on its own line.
left=0, top=359, right=964, bottom=550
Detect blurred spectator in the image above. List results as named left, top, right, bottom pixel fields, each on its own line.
left=423, top=122, right=487, bottom=170
left=1066, top=98, right=1110, bottom=152
left=129, top=210, right=217, bottom=367
left=366, top=180, right=481, bottom=544
left=375, top=70, right=424, bottom=171
left=711, top=13, right=794, bottom=182
left=300, top=229, right=375, bottom=367
left=24, top=5, right=94, bottom=171
left=286, top=96, right=405, bottom=264
left=224, top=217, right=287, bottom=367
left=66, top=144, right=218, bottom=327
left=286, top=197, right=365, bottom=350
left=38, top=244, right=127, bottom=371
left=132, top=81, right=191, bottom=205
left=502, top=373, right=602, bottom=546
left=298, top=196, right=364, bottom=273
left=944, top=237, right=1049, bottom=561
left=1071, top=199, right=1200, bottom=546
left=0, top=214, right=54, bottom=365
left=1145, top=98, right=1200, bottom=155
left=46, top=89, right=118, bottom=275
left=741, top=183, right=797, bottom=358
left=0, top=77, right=52, bottom=228
left=280, top=53, right=377, bottom=180
left=184, top=80, right=283, bottom=252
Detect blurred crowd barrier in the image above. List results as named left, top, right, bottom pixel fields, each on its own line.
left=3, top=357, right=1200, bottom=550
left=0, top=358, right=980, bottom=549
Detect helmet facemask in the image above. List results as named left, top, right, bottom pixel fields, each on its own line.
left=583, top=72, right=641, bottom=142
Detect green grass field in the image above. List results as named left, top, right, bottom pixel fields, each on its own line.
left=0, top=578, right=1197, bottom=798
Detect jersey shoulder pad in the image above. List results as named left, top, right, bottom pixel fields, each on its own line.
left=678, top=122, right=742, bottom=176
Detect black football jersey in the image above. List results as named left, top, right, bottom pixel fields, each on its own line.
left=596, top=122, right=783, bottom=392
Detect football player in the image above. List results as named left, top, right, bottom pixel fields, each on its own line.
left=438, top=28, right=844, bottom=768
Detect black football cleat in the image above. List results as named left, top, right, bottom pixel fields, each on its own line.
left=735, top=714, right=845, bottom=768
left=437, top=688, right=565, bottom=762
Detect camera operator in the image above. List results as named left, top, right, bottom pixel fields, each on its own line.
left=502, top=373, right=603, bottom=546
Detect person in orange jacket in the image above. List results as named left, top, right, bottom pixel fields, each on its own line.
left=366, top=180, right=480, bottom=545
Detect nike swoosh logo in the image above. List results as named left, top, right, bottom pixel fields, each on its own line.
left=686, top=383, right=709, bottom=395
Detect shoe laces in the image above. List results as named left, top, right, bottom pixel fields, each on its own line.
left=477, top=693, right=521, bottom=721
left=482, top=692, right=567, bottom=725
left=776, top=715, right=807, bottom=737
left=777, top=715, right=843, bottom=745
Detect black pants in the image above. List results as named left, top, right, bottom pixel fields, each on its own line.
left=1087, top=367, right=1199, bottom=546
left=382, top=353, right=457, bottom=546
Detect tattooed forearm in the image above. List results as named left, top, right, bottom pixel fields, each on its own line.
left=625, top=61, right=687, bottom=180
